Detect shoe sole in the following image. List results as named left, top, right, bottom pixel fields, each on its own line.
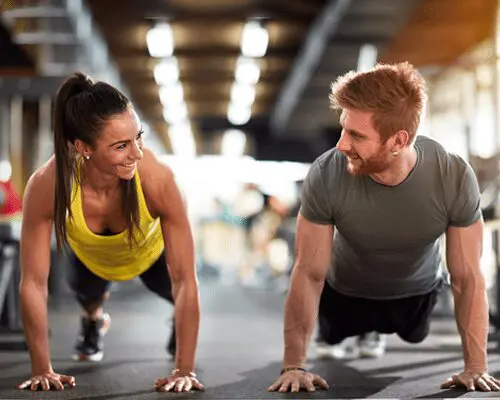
left=72, top=313, right=111, bottom=362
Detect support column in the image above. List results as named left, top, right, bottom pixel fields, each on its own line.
left=9, top=96, right=23, bottom=195
left=36, top=95, right=53, bottom=169
left=0, top=99, right=10, bottom=162
left=493, top=1, right=500, bottom=151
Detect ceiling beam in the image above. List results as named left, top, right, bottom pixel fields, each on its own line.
left=88, top=0, right=313, bottom=23
left=110, top=46, right=299, bottom=59
left=270, top=0, right=352, bottom=137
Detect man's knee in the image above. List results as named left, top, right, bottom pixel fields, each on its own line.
left=397, top=324, right=430, bottom=344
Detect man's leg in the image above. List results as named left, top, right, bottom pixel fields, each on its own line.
left=316, top=281, right=380, bottom=359
left=395, top=279, right=445, bottom=344
left=137, top=251, right=176, bottom=357
left=66, top=252, right=112, bottom=361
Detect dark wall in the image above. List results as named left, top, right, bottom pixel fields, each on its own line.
left=0, top=23, right=34, bottom=69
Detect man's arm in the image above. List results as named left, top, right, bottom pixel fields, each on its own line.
left=446, top=218, right=488, bottom=372
left=283, top=214, right=333, bottom=369
left=144, top=154, right=200, bottom=374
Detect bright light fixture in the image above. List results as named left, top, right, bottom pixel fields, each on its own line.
left=147, top=22, right=174, bottom=58
left=240, top=20, right=268, bottom=58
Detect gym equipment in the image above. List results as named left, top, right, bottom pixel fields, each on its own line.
left=0, top=221, right=27, bottom=351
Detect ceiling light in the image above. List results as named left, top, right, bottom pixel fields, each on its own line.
left=169, top=122, right=197, bottom=157
left=240, top=20, right=268, bottom=58
left=159, top=82, right=184, bottom=107
left=230, top=82, right=256, bottom=106
left=227, top=104, right=251, bottom=126
left=163, top=103, right=188, bottom=124
left=221, top=129, right=247, bottom=157
left=235, top=56, right=260, bottom=85
left=357, top=44, right=377, bottom=72
left=147, top=22, right=174, bottom=58
left=154, top=57, right=179, bottom=86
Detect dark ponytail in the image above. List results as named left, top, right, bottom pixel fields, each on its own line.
left=53, top=72, right=141, bottom=253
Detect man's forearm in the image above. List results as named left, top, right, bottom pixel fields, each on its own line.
left=19, top=283, right=53, bottom=375
left=283, top=267, right=324, bottom=368
left=172, top=279, right=200, bottom=373
left=452, top=274, right=489, bottom=372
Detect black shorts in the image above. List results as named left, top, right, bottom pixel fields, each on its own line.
left=66, top=250, right=173, bottom=307
left=317, top=279, right=444, bottom=345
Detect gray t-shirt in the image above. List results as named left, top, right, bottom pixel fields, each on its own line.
left=300, top=135, right=482, bottom=299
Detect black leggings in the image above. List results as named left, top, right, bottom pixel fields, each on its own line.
left=66, top=250, right=173, bottom=308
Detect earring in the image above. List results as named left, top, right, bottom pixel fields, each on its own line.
left=84, top=155, right=90, bottom=160
left=392, top=151, right=399, bottom=157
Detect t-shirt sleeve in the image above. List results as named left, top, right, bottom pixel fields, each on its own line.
left=448, top=162, right=482, bottom=227
left=299, top=160, right=333, bottom=225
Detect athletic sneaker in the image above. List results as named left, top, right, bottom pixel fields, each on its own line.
left=357, top=332, right=386, bottom=358
left=73, top=312, right=111, bottom=362
left=315, top=340, right=347, bottom=359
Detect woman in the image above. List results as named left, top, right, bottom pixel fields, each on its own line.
left=17, top=72, right=203, bottom=393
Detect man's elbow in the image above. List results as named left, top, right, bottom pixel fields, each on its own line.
left=450, top=268, right=486, bottom=292
left=293, top=262, right=326, bottom=285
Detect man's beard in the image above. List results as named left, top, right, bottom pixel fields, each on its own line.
left=344, top=148, right=392, bottom=176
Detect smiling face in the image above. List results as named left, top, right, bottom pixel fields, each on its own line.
left=78, top=107, right=144, bottom=181
left=336, top=108, right=395, bottom=176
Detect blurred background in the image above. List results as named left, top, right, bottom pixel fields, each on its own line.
left=2, top=0, right=500, bottom=350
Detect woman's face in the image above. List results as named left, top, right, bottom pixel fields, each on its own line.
left=83, top=107, right=144, bottom=181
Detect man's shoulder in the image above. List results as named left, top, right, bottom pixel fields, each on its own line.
left=314, top=147, right=346, bottom=172
left=416, top=135, right=468, bottom=171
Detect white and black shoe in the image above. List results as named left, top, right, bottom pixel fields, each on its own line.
left=357, top=332, right=386, bottom=358
left=73, top=313, right=111, bottom=362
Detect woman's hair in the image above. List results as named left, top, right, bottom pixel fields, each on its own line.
left=53, top=72, right=140, bottom=252
left=329, top=62, right=428, bottom=143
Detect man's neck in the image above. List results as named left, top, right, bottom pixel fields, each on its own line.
left=370, top=146, right=418, bottom=186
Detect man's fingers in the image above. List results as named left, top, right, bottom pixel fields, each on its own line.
left=267, top=379, right=282, bottom=392
left=314, top=375, right=330, bottom=390
left=290, top=380, right=300, bottom=393
left=440, top=376, right=456, bottom=389
left=475, top=377, right=491, bottom=392
left=304, top=379, right=316, bottom=392
left=485, top=376, right=500, bottom=391
left=278, top=380, right=291, bottom=393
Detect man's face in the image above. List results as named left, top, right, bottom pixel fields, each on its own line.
left=336, top=109, right=394, bottom=176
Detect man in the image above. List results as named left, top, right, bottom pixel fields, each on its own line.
left=268, top=62, right=500, bottom=393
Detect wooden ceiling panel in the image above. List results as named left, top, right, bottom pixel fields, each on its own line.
left=173, top=21, right=242, bottom=50
left=381, top=0, right=497, bottom=66
left=83, top=0, right=498, bottom=152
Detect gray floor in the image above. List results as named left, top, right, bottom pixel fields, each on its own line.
left=2, top=279, right=500, bottom=399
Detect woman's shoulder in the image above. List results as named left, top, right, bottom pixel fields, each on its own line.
left=27, top=155, right=56, bottom=192
left=137, top=148, right=174, bottom=185
left=23, top=155, right=56, bottom=218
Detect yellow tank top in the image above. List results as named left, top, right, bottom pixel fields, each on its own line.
left=65, top=166, right=164, bottom=281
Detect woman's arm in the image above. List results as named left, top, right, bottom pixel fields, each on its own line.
left=19, top=159, right=56, bottom=375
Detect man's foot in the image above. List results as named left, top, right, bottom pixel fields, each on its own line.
left=315, top=340, right=347, bottom=359
left=166, top=319, right=176, bottom=358
left=357, top=332, right=386, bottom=358
left=72, top=313, right=111, bottom=362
